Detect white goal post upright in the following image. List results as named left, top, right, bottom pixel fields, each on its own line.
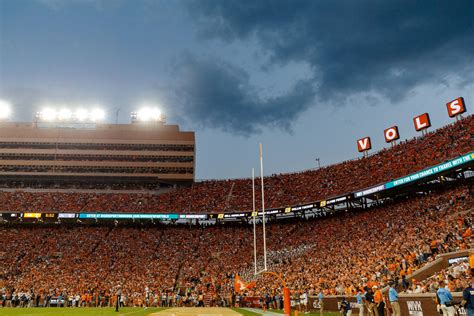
left=254, top=143, right=268, bottom=275
left=252, top=144, right=290, bottom=316
left=252, top=168, right=257, bottom=275
left=260, top=143, right=267, bottom=271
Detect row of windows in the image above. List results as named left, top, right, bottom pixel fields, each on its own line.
left=0, top=153, right=194, bottom=163
left=0, top=142, right=194, bottom=152
left=0, top=165, right=194, bottom=174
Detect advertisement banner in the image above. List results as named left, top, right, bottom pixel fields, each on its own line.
left=385, top=152, right=473, bottom=189
left=78, top=213, right=179, bottom=219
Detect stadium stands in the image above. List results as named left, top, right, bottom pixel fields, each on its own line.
left=0, top=114, right=472, bottom=310
left=403, top=257, right=471, bottom=294
left=0, top=184, right=472, bottom=308
left=0, top=115, right=471, bottom=214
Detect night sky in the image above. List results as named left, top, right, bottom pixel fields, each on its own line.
left=0, top=0, right=472, bottom=179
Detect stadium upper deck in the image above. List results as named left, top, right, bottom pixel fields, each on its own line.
left=0, top=121, right=195, bottom=188
left=0, top=115, right=471, bottom=214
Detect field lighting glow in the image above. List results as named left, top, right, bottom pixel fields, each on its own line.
left=41, top=108, right=57, bottom=121
left=136, top=107, right=162, bottom=121
left=0, top=100, right=12, bottom=119
left=36, top=107, right=105, bottom=122
left=58, top=108, right=72, bottom=120
left=90, top=108, right=105, bottom=121
left=75, top=108, right=89, bottom=121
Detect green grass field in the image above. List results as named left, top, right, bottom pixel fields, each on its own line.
left=231, top=308, right=261, bottom=316
left=270, top=310, right=341, bottom=316
left=232, top=308, right=341, bottom=316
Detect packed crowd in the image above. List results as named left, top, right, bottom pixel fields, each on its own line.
left=403, top=257, right=473, bottom=294
left=0, top=184, right=472, bottom=308
left=237, top=185, right=474, bottom=297
left=0, top=114, right=471, bottom=214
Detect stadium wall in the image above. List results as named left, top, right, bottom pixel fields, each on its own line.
left=302, top=293, right=467, bottom=315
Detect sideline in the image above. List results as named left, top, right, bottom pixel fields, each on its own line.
left=240, top=308, right=281, bottom=316
left=149, top=307, right=241, bottom=316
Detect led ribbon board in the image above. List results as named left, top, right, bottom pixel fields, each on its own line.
left=78, top=213, right=179, bottom=219
left=385, top=152, right=473, bottom=189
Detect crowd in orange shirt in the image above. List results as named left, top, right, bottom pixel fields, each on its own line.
left=405, top=257, right=472, bottom=294
left=0, top=184, right=472, bottom=307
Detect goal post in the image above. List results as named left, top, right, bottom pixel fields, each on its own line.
left=252, top=168, right=257, bottom=276
left=255, top=271, right=291, bottom=316
left=253, top=143, right=267, bottom=275
left=252, top=143, right=290, bottom=316
left=260, top=143, right=267, bottom=271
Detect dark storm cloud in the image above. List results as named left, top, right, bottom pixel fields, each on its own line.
left=179, top=0, right=473, bottom=133
left=171, top=55, right=316, bottom=136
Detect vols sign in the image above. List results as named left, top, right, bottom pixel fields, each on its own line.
left=446, top=97, right=466, bottom=117
left=384, top=126, right=400, bottom=143
left=357, top=137, right=371, bottom=152
left=413, top=113, right=431, bottom=131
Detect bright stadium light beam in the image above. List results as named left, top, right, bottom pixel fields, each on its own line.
left=137, top=107, right=162, bottom=121
left=0, top=100, right=12, bottom=119
left=75, top=108, right=89, bottom=121
left=58, top=108, right=73, bottom=120
left=136, top=108, right=150, bottom=121
left=42, top=108, right=57, bottom=121
left=90, top=108, right=105, bottom=121
left=151, top=108, right=161, bottom=120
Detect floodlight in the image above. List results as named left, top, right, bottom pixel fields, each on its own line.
left=75, top=108, right=89, bottom=121
left=42, top=108, right=57, bottom=121
left=58, top=108, right=72, bottom=120
left=90, top=108, right=105, bottom=121
left=137, top=107, right=162, bottom=121
left=0, top=100, right=12, bottom=119
left=137, top=108, right=151, bottom=121
left=151, top=108, right=162, bottom=120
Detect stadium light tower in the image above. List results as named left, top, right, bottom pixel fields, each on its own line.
left=131, top=105, right=166, bottom=124
left=0, top=100, right=12, bottom=120
left=74, top=108, right=89, bottom=121
left=35, top=106, right=106, bottom=123
left=40, top=108, right=57, bottom=121
left=58, top=108, right=73, bottom=120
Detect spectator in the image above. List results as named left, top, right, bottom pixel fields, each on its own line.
left=437, top=280, right=455, bottom=316
left=461, top=275, right=474, bottom=316
left=388, top=282, right=400, bottom=316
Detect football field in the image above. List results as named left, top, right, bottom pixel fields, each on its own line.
left=150, top=307, right=248, bottom=316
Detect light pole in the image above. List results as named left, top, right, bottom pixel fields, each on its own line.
left=315, top=158, right=320, bottom=169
